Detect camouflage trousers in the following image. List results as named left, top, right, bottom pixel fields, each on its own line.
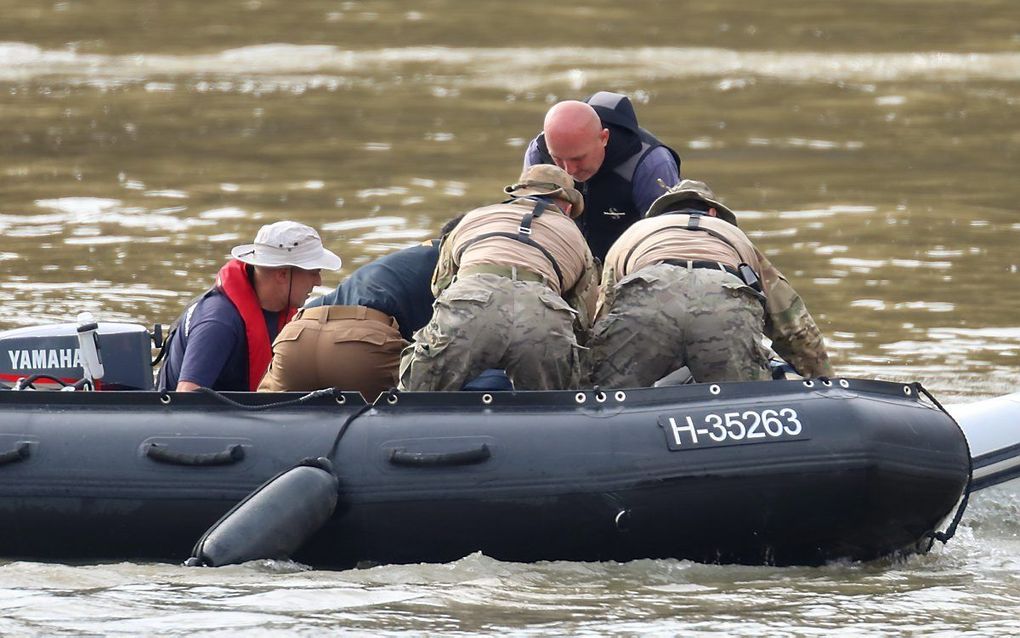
left=589, top=263, right=770, bottom=388
left=399, top=273, right=584, bottom=391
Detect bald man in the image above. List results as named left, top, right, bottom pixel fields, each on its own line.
left=523, top=91, right=681, bottom=261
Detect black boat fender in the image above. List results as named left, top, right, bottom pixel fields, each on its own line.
left=186, top=389, right=373, bottom=567
left=187, top=456, right=339, bottom=567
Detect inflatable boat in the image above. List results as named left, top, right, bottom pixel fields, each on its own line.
left=0, top=319, right=1014, bottom=568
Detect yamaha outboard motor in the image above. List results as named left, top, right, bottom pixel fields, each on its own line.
left=0, top=320, right=154, bottom=390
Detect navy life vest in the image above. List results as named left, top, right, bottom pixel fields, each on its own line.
left=536, top=91, right=681, bottom=261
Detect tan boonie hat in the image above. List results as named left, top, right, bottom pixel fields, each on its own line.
left=231, top=220, right=342, bottom=271
left=645, top=179, right=737, bottom=226
left=504, top=164, right=585, bottom=218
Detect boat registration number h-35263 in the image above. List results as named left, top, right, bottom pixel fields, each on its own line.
left=658, top=408, right=810, bottom=451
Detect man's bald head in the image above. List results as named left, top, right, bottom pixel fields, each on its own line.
left=542, top=100, right=609, bottom=182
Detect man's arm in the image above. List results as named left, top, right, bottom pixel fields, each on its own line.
left=594, top=235, right=629, bottom=321
left=632, top=147, right=680, bottom=215
left=429, top=233, right=459, bottom=297
left=758, top=252, right=835, bottom=378
left=563, top=251, right=599, bottom=343
left=594, top=263, right=618, bottom=323
left=522, top=136, right=544, bottom=170
left=175, top=316, right=240, bottom=391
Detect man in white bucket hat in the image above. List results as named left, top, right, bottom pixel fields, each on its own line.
left=258, top=214, right=466, bottom=399
left=157, top=221, right=341, bottom=392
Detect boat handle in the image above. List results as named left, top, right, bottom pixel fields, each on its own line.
left=145, top=442, right=246, bottom=466
left=388, top=444, right=491, bottom=467
left=0, top=441, right=31, bottom=466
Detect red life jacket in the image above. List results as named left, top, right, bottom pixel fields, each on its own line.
left=215, top=260, right=297, bottom=390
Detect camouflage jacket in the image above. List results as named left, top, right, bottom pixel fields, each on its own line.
left=432, top=200, right=600, bottom=340
left=599, top=214, right=834, bottom=377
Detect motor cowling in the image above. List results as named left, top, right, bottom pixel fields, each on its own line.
left=0, top=322, right=154, bottom=390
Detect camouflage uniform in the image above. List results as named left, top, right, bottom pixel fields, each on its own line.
left=398, top=273, right=584, bottom=391
left=590, top=180, right=833, bottom=388
left=590, top=264, right=771, bottom=387
left=399, top=164, right=598, bottom=392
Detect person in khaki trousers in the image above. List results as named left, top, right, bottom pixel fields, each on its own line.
left=259, top=216, right=463, bottom=400
left=258, top=304, right=405, bottom=400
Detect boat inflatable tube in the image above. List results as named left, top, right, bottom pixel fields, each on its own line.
left=0, top=380, right=975, bottom=567
left=188, top=457, right=338, bottom=567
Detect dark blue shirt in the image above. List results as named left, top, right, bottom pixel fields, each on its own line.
left=158, top=290, right=280, bottom=391
left=305, top=241, right=440, bottom=341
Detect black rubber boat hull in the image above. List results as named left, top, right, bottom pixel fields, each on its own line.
left=0, top=379, right=969, bottom=567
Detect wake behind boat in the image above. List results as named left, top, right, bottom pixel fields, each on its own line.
left=0, top=318, right=1006, bottom=568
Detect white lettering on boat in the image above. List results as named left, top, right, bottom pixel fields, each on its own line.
left=662, top=408, right=806, bottom=450
left=6, top=348, right=82, bottom=370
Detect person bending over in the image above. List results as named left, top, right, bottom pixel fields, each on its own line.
left=258, top=216, right=463, bottom=399
left=399, top=165, right=598, bottom=391
left=589, top=180, right=833, bottom=388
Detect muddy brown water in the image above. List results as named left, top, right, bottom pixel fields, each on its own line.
left=1, top=1, right=1018, bottom=634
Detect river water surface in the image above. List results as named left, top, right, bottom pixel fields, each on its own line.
left=1, top=0, right=1019, bottom=635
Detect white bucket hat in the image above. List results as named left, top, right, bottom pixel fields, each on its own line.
left=230, top=221, right=341, bottom=271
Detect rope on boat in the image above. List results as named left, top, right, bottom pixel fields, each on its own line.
left=11, top=374, right=92, bottom=391
left=194, top=386, right=338, bottom=411
left=916, top=382, right=972, bottom=548
left=183, top=389, right=377, bottom=567
left=190, top=385, right=375, bottom=465
left=328, top=402, right=374, bottom=461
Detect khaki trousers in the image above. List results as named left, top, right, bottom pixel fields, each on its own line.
left=258, top=305, right=407, bottom=401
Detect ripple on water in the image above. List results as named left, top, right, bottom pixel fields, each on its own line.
left=143, top=190, right=189, bottom=199
left=321, top=216, right=408, bottom=232
left=5, top=43, right=1020, bottom=89
left=21, top=198, right=217, bottom=235
left=199, top=207, right=248, bottom=220
left=357, top=228, right=431, bottom=242
left=64, top=235, right=136, bottom=246
left=779, top=205, right=876, bottom=220
left=357, top=187, right=408, bottom=199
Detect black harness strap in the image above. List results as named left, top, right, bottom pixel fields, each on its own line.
left=622, top=211, right=760, bottom=287
left=454, top=198, right=566, bottom=290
